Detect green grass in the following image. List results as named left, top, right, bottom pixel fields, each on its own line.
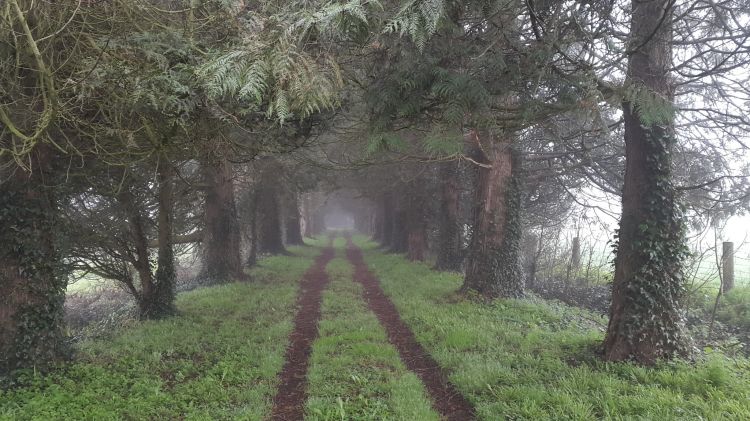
left=305, top=254, right=437, bottom=420
left=0, top=245, right=318, bottom=420
left=350, top=235, right=750, bottom=420
left=5, top=236, right=750, bottom=420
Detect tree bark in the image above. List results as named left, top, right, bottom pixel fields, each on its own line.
left=405, top=181, right=428, bottom=262
left=257, top=177, right=287, bottom=254
left=146, top=164, right=177, bottom=319
left=407, top=226, right=427, bottom=261
left=311, top=207, right=326, bottom=237
left=301, top=194, right=314, bottom=238
left=434, top=161, right=462, bottom=271
left=461, top=133, right=524, bottom=298
left=200, top=157, right=245, bottom=283
left=244, top=190, right=259, bottom=268
left=389, top=195, right=409, bottom=254
left=0, top=147, right=67, bottom=375
left=372, top=198, right=385, bottom=242
left=604, top=0, right=686, bottom=364
left=380, top=193, right=394, bottom=248
left=285, top=190, right=305, bottom=246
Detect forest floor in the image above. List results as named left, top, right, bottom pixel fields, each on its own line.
left=2, top=235, right=750, bottom=420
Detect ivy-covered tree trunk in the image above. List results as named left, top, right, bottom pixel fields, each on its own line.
left=257, top=181, right=287, bottom=255
left=462, top=134, right=524, bottom=298
left=200, top=157, right=244, bottom=282
left=144, top=164, right=176, bottom=319
left=0, top=148, right=67, bottom=375
left=285, top=191, right=304, bottom=246
left=434, top=161, right=462, bottom=271
left=604, top=0, right=686, bottom=364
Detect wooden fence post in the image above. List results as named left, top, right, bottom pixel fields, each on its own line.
left=722, top=241, right=735, bottom=293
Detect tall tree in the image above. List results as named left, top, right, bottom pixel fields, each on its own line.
left=604, top=0, right=687, bottom=363
left=257, top=160, right=287, bottom=255
left=200, top=153, right=245, bottom=282
left=461, top=132, right=525, bottom=297
left=434, top=160, right=463, bottom=271
left=284, top=189, right=305, bottom=246
left=0, top=147, right=67, bottom=375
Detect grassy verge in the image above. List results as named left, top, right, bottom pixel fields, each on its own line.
left=352, top=235, right=750, bottom=420
left=0, top=244, right=318, bottom=420
left=305, top=252, right=438, bottom=420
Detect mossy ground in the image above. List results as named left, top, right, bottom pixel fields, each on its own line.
left=2, top=237, right=750, bottom=420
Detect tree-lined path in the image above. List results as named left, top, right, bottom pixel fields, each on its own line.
left=2, top=237, right=750, bottom=419
left=269, top=233, right=474, bottom=420
left=4, top=1, right=750, bottom=419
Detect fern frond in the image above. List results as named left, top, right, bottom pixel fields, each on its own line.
left=383, top=0, right=445, bottom=51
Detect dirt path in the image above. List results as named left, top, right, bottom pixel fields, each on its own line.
left=269, top=236, right=335, bottom=420
left=344, top=236, right=476, bottom=420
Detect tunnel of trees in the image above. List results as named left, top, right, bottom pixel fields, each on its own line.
left=2, top=0, right=750, bottom=394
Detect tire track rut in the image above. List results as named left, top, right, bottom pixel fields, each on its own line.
left=344, top=235, right=476, bottom=420
left=269, top=236, right=335, bottom=420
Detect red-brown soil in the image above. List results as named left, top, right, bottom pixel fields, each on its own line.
left=269, top=237, right=335, bottom=420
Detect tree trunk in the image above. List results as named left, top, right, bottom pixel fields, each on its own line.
left=0, top=147, right=67, bottom=375
left=353, top=210, right=370, bottom=234
left=604, top=0, right=686, bottom=364
left=144, top=164, right=177, bottom=319
left=405, top=181, right=428, bottom=262
left=407, top=228, right=427, bottom=262
left=311, top=207, right=326, bottom=237
left=721, top=242, right=734, bottom=293
left=285, top=191, right=305, bottom=246
left=244, top=190, right=259, bottom=268
left=372, top=196, right=384, bottom=242
left=389, top=196, right=409, bottom=254
left=434, top=161, right=462, bottom=271
left=116, top=185, right=157, bottom=318
left=301, top=194, right=315, bottom=238
left=462, top=133, right=524, bottom=298
left=380, top=193, right=394, bottom=248
left=257, top=182, right=287, bottom=255
left=200, top=157, right=245, bottom=283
